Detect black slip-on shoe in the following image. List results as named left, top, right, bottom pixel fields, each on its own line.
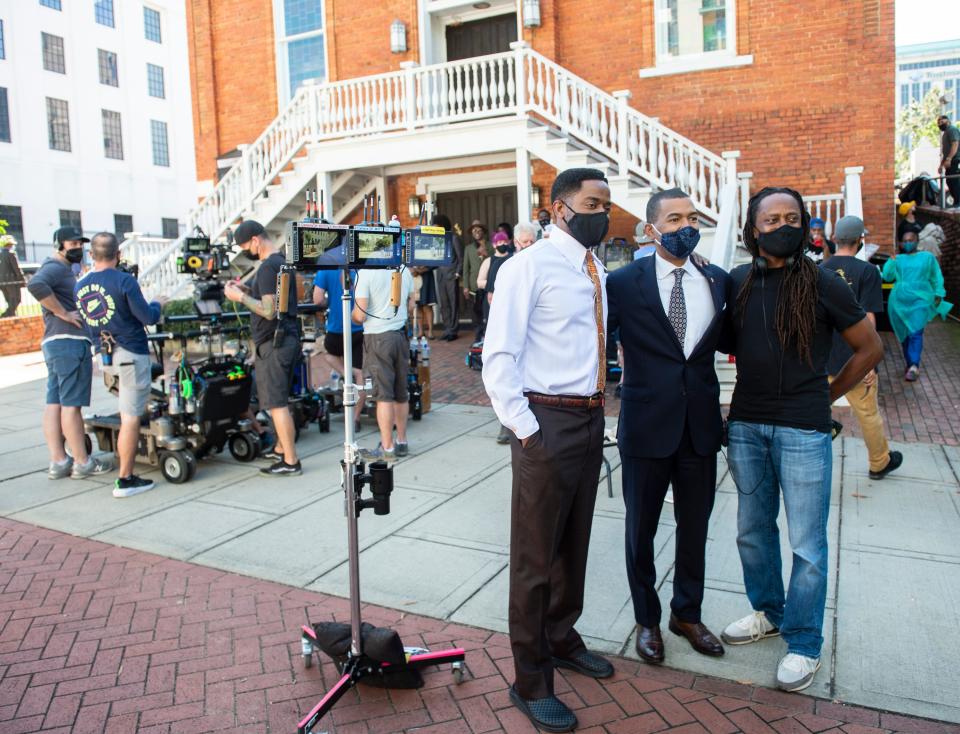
left=261, top=460, right=302, bottom=476
left=869, top=450, right=903, bottom=480
left=508, top=685, right=576, bottom=733
left=552, top=650, right=615, bottom=678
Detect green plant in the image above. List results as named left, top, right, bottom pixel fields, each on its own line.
left=161, top=299, right=197, bottom=335
left=896, top=87, right=945, bottom=179
left=0, top=219, right=8, bottom=236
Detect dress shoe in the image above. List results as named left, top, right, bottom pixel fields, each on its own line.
left=552, top=650, right=614, bottom=678
left=634, top=625, right=664, bottom=663
left=509, top=685, right=577, bottom=733
left=668, top=614, right=724, bottom=657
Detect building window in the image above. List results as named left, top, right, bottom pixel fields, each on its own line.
left=0, top=88, right=9, bottom=143
left=59, top=209, right=82, bottom=230
left=46, top=97, right=71, bottom=151
left=40, top=0, right=62, bottom=9
left=275, top=0, right=327, bottom=103
left=656, top=0, right=730, bottom=59
left=42, top=32, right=66, bottom=74
left=161, top=218, right=179, bottom=239
left=102, top=109, right=123, bottom=159
left=144, top=7, right=162, bottom=43
left=900, top=84, right=909, bottom=107
left=114, top=214, right=133, bottom=237
left=95, top=0, right=115, bottom=27
left=147, top=63, right=165, bottom=98
left=150, top=119, right=169, bottom=166
left=0, top=206, right=24, bottom=249
left=1, top=20, right=6, bottom=60
left=98, top=49, right=119, bottom=87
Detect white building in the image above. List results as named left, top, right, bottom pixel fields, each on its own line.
left=896, top=38, right=960, bottom=145
left=0, top=0, right=196, bottom=260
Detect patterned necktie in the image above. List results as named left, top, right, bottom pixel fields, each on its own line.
left=668, top=268, right=687, bottom=347
left=584, top=254, right=606, bottom=393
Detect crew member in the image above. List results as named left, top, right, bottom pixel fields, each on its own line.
left=608, top=188, right=730, bottom=666
left=483, top=168, right=615, bottom=733
left=75, top=233, right=163, bottom=496
left=0, top=237, right=25, bottom=318
left=29, top=227, right=112, bottom=480
left=224, top=221, right=302, bottom=477
left=433, top=214, right=463, bottom=342
left=722, top=188, right=881, bottom=693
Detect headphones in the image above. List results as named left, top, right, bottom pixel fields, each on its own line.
left=752, top=252, right=798, bottom=272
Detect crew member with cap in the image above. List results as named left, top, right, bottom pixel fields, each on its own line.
left=821, top=216, right=902, bottom=479
left=807, top=218, right=833, bottom=261
left=483, top=168, right=615, bottom=733
left=224, top=220, right=302, bottom=477
left=29, top=227, right=113, bottom=481
left=896, top=201, right=922, bottom=243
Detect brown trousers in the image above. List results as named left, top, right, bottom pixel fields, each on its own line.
left=830, top=376, right=890, bottom=472
left=509, top=401, right=605, bottom=699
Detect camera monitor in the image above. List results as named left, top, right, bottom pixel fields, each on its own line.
left=184, top=236, right=211, bottom=253
left=287, top=221, right=351, bottom=270
left=600, top=238, right=633, bottom=272
left=403, top=226, right=453, bottom=267
left=351, top=226, right=403, bottom=268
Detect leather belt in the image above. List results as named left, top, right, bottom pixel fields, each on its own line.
left=525, top=391, right=605, bottom=409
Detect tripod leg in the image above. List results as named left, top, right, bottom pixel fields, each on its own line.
left=297, top=673, right=353, bottom=734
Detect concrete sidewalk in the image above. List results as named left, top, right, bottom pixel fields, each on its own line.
left=0, top=359, right=958, bottom=725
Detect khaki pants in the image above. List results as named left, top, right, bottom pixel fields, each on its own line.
left=830, top=376, right=890, bottom=472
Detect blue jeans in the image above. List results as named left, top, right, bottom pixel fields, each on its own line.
left=727, top=421, right=832, bottom=658
left=902, top=330, right=923, bottom=368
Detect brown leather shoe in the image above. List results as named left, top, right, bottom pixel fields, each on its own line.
left=668, top=614, right=725, bottom=657
left=635, top=625, right=664, bottom=664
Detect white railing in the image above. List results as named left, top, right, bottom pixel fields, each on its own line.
left=803, top=194, right=844, bottom=240
left=119, top=233, right=187, bottom=300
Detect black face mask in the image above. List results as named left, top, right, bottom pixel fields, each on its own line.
left=63, top=248, right=84, bottom=264
left=241, top=248, right=259, bottom=261
left=561, top=200, right=609, bottom=247
left=495, top=244, right=514, bottom=255
left=538, top=216, right=551, bottom=228
left=938, top=122, right=948, bottom=131
left=757, top=224, right=805, bottom=258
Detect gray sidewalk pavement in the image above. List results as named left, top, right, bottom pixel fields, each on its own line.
left=1, top=354, right=958, bottom=724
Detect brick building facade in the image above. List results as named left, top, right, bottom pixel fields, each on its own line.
left=186, top=0, right=894, bottom=244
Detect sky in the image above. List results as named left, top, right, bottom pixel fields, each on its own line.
left=896, top=0, right=960, bottom=46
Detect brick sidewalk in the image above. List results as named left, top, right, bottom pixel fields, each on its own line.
left=2, top=518, right=956, bottom=734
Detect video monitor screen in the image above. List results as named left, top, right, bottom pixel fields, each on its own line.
left=411, top=233, right=447, bottom=262
left=602, top=242, right=633, bottom=272
left=356, top=231, right=397, bottom=260
left=184, top=237, right=210, bottom=253
left=302, top=228, right=344, bottom=259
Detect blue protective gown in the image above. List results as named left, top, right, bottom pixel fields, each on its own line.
left=881, top=251, right=951, bottom=343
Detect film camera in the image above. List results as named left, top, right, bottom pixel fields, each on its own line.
left=176, top=234, right=235, bottom=315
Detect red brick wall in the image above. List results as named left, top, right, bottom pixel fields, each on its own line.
left=916, top=207, right=960, bottom=306
left=325, top=1, right=418, bottom=81
left=0, top=316, right=43, bottom=357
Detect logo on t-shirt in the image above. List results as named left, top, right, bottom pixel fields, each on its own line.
left=833, top=268, right=853, bottom=289
left=76, top=282, right=116, bottom=327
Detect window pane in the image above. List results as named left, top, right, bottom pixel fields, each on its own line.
left=102, top=109, right=123, bottom=160
left=46, top=98, right=71, bottom=151
left=40, top=0, right=62, bottom=9
left=42, top=33, right=66, bottom=74
left=284, top=0, right=324, bottom=36
left=161, top=218, right=179, bottom=239
left=114, top=214, right=133, bottom=237
left=98, top=49, right=119, bottom=87
left=0, top=88, right=9, bottom=143
left=144, top=7, right=162, bottom=43
left=95, top=0, right=115, bottom=27
left=656, top=0, right=727, bottom=58
left=151, top=120, right=169, bottom=166
left=59, top=210, right=82, bottom=229
left=147, top=63, right=166, bottom=98
left=288, top=35, right=326, bottom=95
left=0, top=20, right=6, bottom=60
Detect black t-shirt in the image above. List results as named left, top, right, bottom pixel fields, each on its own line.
left=248, top=252, right=298, bottom=346
left=821, top=256, right=883, bottom=375
left=486, top=250, right=514, bottom=294
left=727, top=264, right=866, bottom=432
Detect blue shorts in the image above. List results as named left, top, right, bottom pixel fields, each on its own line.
left=42, top=338, right=93, bottom=407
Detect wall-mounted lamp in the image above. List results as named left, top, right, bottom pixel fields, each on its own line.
left=522, top=0, right=541, bottom=28
left=530, top=184, right=541, bottom=210
left=391, top=19, right=407, bottom=53
left=407, top=195, right=421, bottom=219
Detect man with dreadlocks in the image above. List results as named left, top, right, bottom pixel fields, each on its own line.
left=720, top=187, right=882, bottom=693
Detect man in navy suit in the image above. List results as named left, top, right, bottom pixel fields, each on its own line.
left=607, top=188, right=730, bottom=664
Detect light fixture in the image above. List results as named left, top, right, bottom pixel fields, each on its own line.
left=473, top=2, right=491, bottom=8
left=407, top=195, right=421, bottom=219
left=390, top=19, right=407, bottom=54
left=522, top=0, right=541, bottom=28
left=530, top=184, right=541, bottom=210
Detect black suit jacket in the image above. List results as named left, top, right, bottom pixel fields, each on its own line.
left=607, top=256, right=732, bottom=459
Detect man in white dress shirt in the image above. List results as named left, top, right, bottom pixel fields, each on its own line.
left=607, top=189, right=731, bottom=665
left=482, top=169, right=614, bottom=733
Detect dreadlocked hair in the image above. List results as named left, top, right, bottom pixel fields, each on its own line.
left=735, top=186, right=819, bottom=365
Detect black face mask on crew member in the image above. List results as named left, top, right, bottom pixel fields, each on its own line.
left=63, top=248, right=84, bottom=264
left=241, top=247, right=260, bottom=261
left=495, top=244, right=514, bottom=255
left=560, top=199, right=610, bottom=247
left=757, top=224, right=805, bottom=258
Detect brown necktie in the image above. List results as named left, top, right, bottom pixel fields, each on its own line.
left=584, top=253, right=606, bottom=393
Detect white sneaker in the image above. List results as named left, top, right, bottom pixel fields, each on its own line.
left=48, top=458, right=73, bottom=480
left=776, top=653, right=821, bottom=692
left=721, top=611, right=780, bottom=645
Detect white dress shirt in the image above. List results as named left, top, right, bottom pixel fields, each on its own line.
left=654, top=252, right=715, bottom=359
left=482, top=226, right=608, bottom=440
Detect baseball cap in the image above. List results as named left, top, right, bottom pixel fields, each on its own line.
left=634, top=221, right=653, bottom=244
left=54, top=226, right=90, bottom=244
left=833, top=215, right=865, bottom=241
left=233, top=220, right=266, bottom=246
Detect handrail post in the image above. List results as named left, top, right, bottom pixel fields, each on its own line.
left=843, top=166, right=864, bottom=218
left=400, top=61, right=419, bottom=131
left=613, top=90, right=632, bottom=176
left=737, top=172, right=753, bottom=234
left=236, top=143, right=251, bottom=207
left=721, top=150, right=740, bottom=188
left=300, top=79, right=318, bottom=138
left=510, top=41, right=529, bottom=117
